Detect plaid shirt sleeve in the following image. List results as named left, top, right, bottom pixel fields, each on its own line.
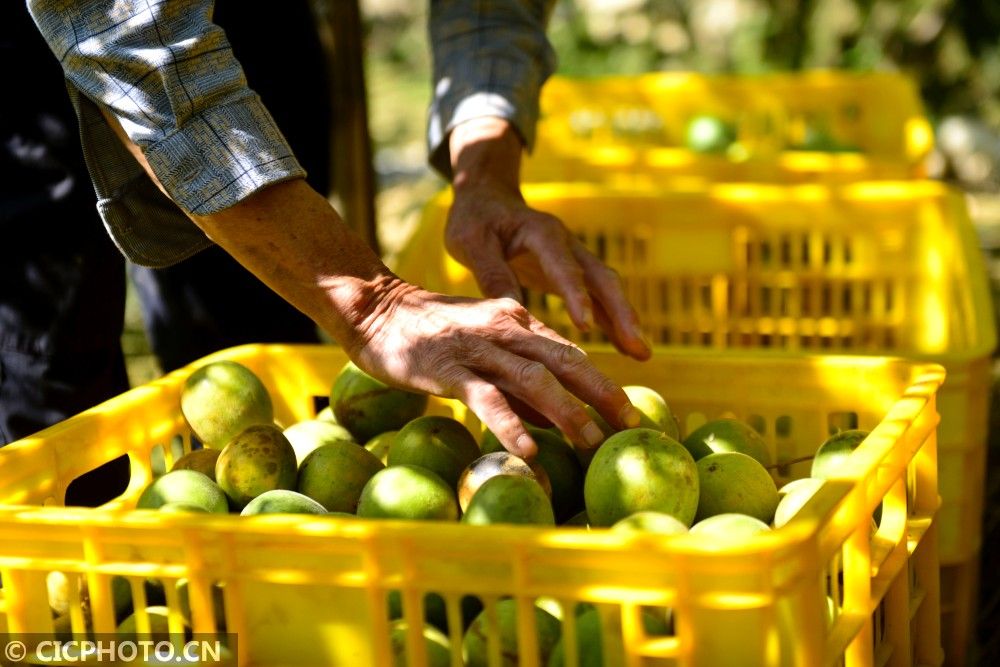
left=427, top=0, right=558, bottom=179
left=26, top=0, right=305, bottom=266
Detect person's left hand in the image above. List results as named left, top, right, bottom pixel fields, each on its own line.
left=444, top=117, right=651, bottom=361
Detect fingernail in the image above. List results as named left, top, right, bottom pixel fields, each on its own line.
left=516, top=433, right=537, bottom=459
left=639, top=330, right=653, bottom=351
left=620, top=404, right=642, bottom=429
left=582, top=421, right=605, bottom=448
left=580, top=306, right=594, bottom=331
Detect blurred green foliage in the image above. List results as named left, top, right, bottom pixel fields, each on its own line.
left=548, top=0, right=1000, bottom=129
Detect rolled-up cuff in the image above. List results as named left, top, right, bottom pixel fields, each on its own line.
left=144, top=95, right=306, bottom=215
left=428, top=88, right=538, bottom=180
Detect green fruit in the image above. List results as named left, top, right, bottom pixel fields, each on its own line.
left=682, top=419, right=772, bottom=466
left=315, top=406, right=340, bottom=424
left=562, top=511, right=590, bottom=527
left=811, top=430, right=870, bottom=479
left=811, top=429, right=881, bottom=524
left=181, top=361, right=273, bottom=449
left=463, top=599, right=561, bottom=667
left=611, top=511, right=688, bottom=535
left=458, top=452, right=552, bottom=513
left=136, top=470, right=228, bottom=514
left=584, top=429, right=698, bottom=527
left=685, top=114, right=736, bottom=153
left=365, top=431, right=398, bottom=465
left=331, top=362, right=428, bottom=442
left=388, top=416, right=480, bottom=488
left=357, top=465, right=458, bottom=521
left=773, top=478, right=825, bottom=528
left=296, top=440, right=384, bottom=512
left=387, top=591, right=483, bottom=635
left=215, top=424, right=298, bottom=510
left=547, top=607, right=669, bottom=666
left=689, top=513, right=771, bottom=539
left=389, top=620, right=451, bottom=667
left=170, top=448, right=222, bottom=480
left=158, top=502, right=209, bottom=514
left=462, top=475, right=555, bottom=527
left=695, top=452, right=779, bottom=523
left=240, top=489, right=328, bottom=516
left=283, top=419, right=356, bottom=467
left=623, top=386, right=679, bottom=439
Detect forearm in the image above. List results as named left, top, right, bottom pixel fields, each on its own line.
left=188, top=179, right=396, bottom=349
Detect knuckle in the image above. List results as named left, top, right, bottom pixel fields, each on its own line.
left=554, top=343, right=589, bottom=370
left=514, top=360, right=550, bottom=387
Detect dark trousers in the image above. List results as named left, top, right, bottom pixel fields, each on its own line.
left=0, top=1, right=331, bottom=505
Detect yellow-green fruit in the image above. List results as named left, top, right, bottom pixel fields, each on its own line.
left=240, top=489, right=328, bottom=516
left=365, top=430, right=398, bottom=465
left=690, top=513, right=771, bottom=539
left=389, top=620, right=451, bottom=667
left=283, top=419, right=355, bottom=467
left=685, top=114, right=736, bottom=153
left=682, top=418, right=772, bottom=466
left=462, top=475, right=555, bottom=527
left=47, top=571, right=81, bottom=616
left=315, top=406, right=339, bottom=424
left=215, top=424, right=298, bottom=510
left=611, top=511, right=688, bottom=536
left=331, top=362, right=428, bottom=442
left=623, top=386, right=679, bottom=439
left=181, top=361, right=273, bottom=449
left=482, top=427, right=584, bottom=523
left=170, top=448, right=222, bottom=480
left=357, top=465, right=458, bottom=521
left=116, top=606, right=186, bottom=641
left=463, top=599, right=562, bottom=667
left=296, top=440, right=384, bottom=513
left=695, top=452, right=779, bottom=523
left=811, top=430, right=870, bottom=479
left=388, top=416, right=480, bottom=488
left=457, top=452, right=552, bottom=513
left=773, top=478, right=825, bottom=528
left=584, top=429, right=699, bottom=527
left=136, top=469, right=229, bottom=513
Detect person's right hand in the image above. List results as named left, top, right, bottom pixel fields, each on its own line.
left=342, top=279, right=643, bottom=459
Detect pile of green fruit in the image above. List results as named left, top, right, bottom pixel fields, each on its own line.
left=122, top=359, right=874, bottom=663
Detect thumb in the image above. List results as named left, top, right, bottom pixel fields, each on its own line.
left=463, top=233, right=523, bottom=302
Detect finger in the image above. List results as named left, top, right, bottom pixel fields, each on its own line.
left=520, top=219, right=594, bottom=331
left=454, top=230, right=524, bottom=302
left=499, top=326, right=642, bottom=432
left=573, top=244, right=651, bottom=360
left=526, top=314, right=582, bottom=351
left=504, top=392, right=554, bottom=428
left=448, top=368, right=537, bottom=459
left=474, top=346, right=607, bottom=450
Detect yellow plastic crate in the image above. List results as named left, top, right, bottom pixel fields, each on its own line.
left=398, top=180, right=995, bottom=568
left=523, top=71, right=934, bottom=185
left=0, top=345, right=943, bottom=667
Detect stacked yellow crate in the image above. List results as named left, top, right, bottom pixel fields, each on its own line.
left=397, top=71, right=996, bottom=665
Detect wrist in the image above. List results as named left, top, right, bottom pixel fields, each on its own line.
left=450, top=117, right=524, bottom=194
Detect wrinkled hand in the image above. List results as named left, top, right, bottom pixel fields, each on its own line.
left=444, top=117, right=651, bottom=361
left=346, top=280, right=642, bottom=459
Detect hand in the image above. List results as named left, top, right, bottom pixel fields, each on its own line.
left=344, top=279, right=643, bottom=459
left=445, top=117, right=651, bottom=361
